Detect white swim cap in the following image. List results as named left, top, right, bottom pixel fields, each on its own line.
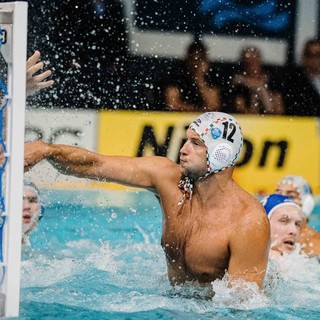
left=24, top=180, right=45, bottom=219
left=277, top=175, right=315, bottom=218
left=189, top=112, right=243, bottom=174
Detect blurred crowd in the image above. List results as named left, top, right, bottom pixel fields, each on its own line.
left=25, top=0, right=320, bottom=116
left=156, top=39, right=320, bottom=116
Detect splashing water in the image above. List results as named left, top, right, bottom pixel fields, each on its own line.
left=18, top=190, right=320, bottom=319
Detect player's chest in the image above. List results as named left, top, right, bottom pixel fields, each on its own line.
left=162, top=210, right=231, bottom=259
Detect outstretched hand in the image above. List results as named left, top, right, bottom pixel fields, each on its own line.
left=24, top=141, right=49, bottom=172
left=26, top=51, right=54, bottom=96
left=0, top=141, right=47, bottom=173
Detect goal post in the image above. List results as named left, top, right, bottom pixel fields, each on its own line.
left=0, top=1, right=27, bottom=317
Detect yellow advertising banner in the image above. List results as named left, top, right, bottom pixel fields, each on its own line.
left=97, top=111, right=320, bottom=195
left=234, top=115, right=320, bottom=195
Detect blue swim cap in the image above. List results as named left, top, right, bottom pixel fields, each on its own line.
left=261, top=194, right=300, bottom=218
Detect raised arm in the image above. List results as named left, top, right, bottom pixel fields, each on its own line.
left=24, top=141, right=178, bottom=191
left=164, top=86, right=197, bottom=112
left=0, top=51, right=54, bottom=111
left=227, top=206, right=270, bottom=289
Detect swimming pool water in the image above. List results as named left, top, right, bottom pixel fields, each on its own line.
left=17, top=189, right=320, bottom=319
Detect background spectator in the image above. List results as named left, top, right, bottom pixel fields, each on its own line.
left=157, top=39, right=221, bottom=112
left=228, top=46, right=284, bottom=115
left=282, top=39, right=320, bottom=116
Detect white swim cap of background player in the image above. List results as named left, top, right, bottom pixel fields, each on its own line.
left=277, top=175, right=315, bottom=218
left=189, top=112, right=243, bottom=173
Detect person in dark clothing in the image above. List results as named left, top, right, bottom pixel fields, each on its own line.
left=230, top=46, right=284, bottom=115
left=282, top=39, right=320, bottom=116
left=158, top=40, right=221, bottom=112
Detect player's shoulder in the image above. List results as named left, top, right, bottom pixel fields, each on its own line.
left=150, top=156, right=180, bottom=173
left=148, top=156, right=181, bottom=181
left=236, top=186, right=269, bottom=225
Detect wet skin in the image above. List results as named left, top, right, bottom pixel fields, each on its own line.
left=23, top=129, right=270, bottom=288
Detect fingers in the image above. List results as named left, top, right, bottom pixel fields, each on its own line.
left=26, top=61, right=44, bottom=80
left=26, top=78, right=54, bottom=96
left=31, top=69, right=52, bottom=83
left=26, top=50, right=41, bottom=70
left=32, top=79, right=55, bottom=91
left=26, top=51, right=54, bottom=96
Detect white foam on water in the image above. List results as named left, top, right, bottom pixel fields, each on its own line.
left=21, top=253, right=86, bottom=288
left=134, top=222, right=151, bottom=244
left=21, top=239, right=119, bottom=288
left=20, top=238, right=320, bottom=315
left=19, top=187, right=320, bottom=316
left=266, top=251, right=320, bottom=310
left=85, top=241, right=121, bottom=272
left=60, top=239, right=100, bottom=258
left=210, top=274, right=270, bottom=309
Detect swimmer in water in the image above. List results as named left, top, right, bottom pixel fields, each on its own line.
left=261, top=194, right=302, bottom=262
left=23, top=112, right=270, bottom=289
left=275, top=175, right=320, bottom=256
left=22, top=181, right=44, bottom=245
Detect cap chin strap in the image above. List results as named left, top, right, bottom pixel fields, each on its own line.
left=22, top=224, right=30, bottom=235
left=178, top=142, right=234, bottom=205
left=178, top=170, right=212, bottom=205
left=178, top=177, right=193, bottom=205
left=22, top=208, right=42, bottom=238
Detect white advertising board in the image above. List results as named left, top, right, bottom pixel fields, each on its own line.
left=24, top=109, right=98, bottom=189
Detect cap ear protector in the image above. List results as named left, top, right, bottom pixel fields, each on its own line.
left=210, top=143, right=234, bottom=169
left=190, top=112, right=243, bottom=174
left=277, top=175, right=315, bottom=218
left=302, top=193, right=315, bottom=218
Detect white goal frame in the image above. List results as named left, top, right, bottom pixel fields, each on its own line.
left=0, top=1, right=27, bottom=317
